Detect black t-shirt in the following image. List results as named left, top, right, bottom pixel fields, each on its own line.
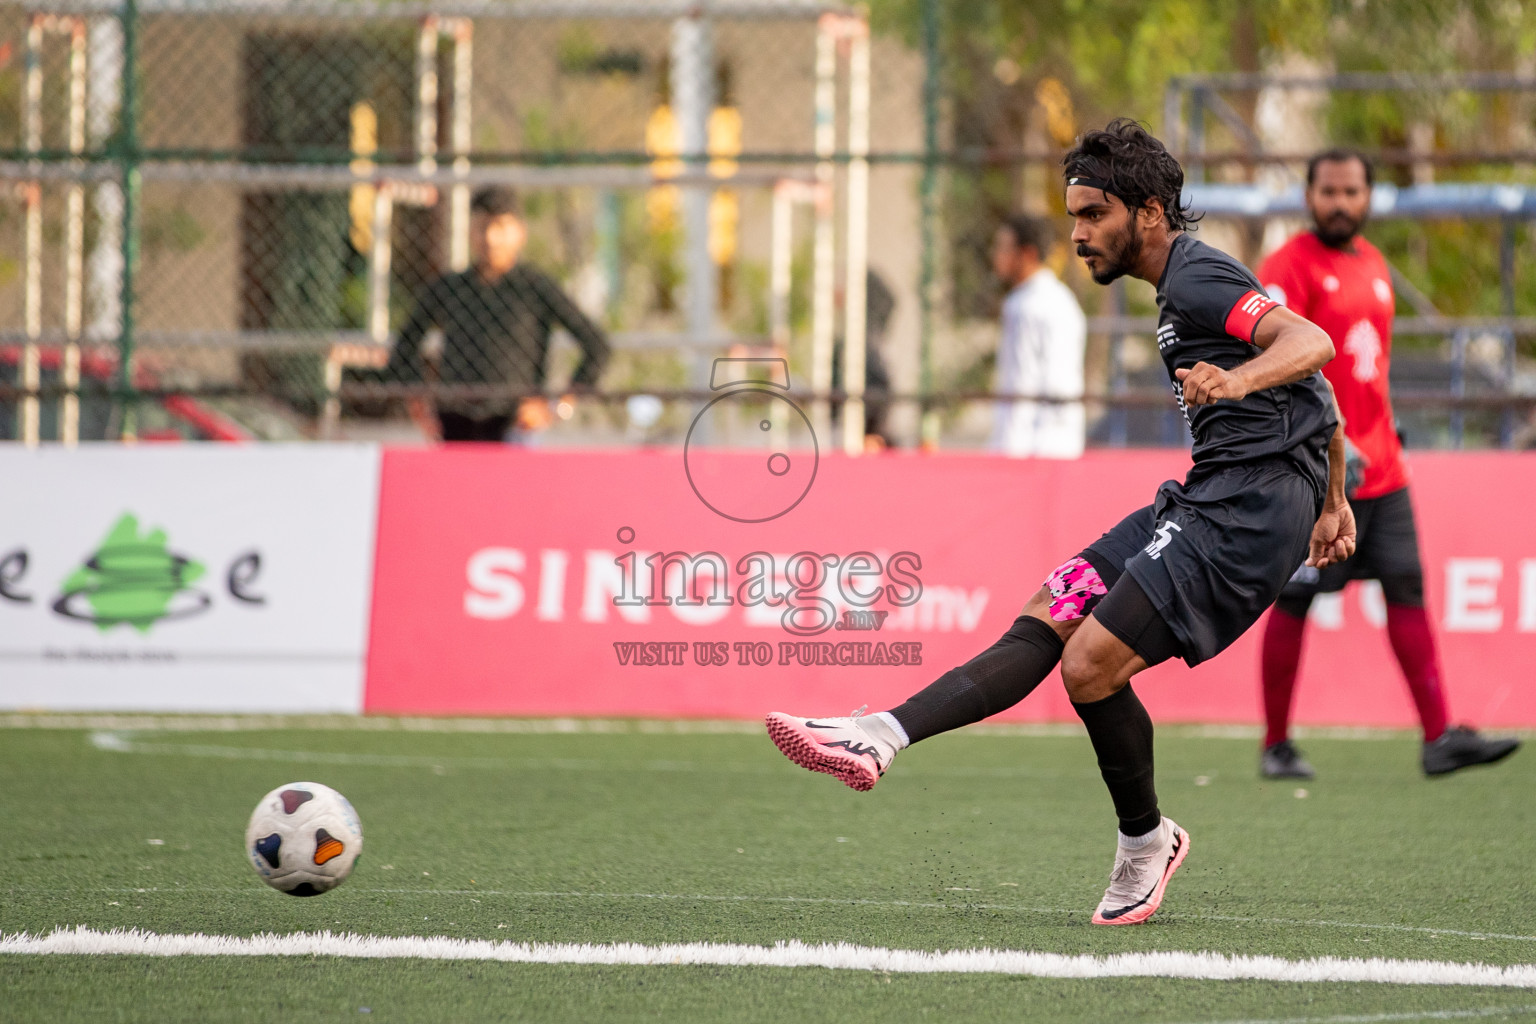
left=1155, top=233, right=1337, bottom=494
left=384, top=265, right=610, bottom=415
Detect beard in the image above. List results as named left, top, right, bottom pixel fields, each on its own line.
left=1077, top=217, right=1143, bottom=285
left=1314, top=209, right=1365, bottom=248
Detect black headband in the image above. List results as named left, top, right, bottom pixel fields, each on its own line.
left=1066, top=175, right=1123, bottom=200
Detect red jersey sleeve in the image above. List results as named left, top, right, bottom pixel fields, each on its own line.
left=1256, top=241, right=1311, bottom=319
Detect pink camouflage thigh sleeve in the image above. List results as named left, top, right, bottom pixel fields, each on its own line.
left=1043, top=556, right=1109, bottom=622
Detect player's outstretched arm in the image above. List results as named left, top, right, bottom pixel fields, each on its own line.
left=1307, top=379, right=1357, bottom=568
left=1175, top=306, right=1334, bottom=406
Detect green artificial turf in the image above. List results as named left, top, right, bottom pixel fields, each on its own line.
left=2, top=718, right=1534, bottom=1022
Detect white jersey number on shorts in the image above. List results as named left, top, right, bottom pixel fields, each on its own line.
left=1144, top=520, right=1183, bottom=561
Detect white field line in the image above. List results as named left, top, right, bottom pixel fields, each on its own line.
left=77, top=731, right=1443, bottom=784
left=1175, top=1006, right=1536, bottom=1024
left=27, top=886, right=1536, bottom=946
left=361, top=890, right=1536, bottom=944
left=82, top=732, right=1100, bottom=780
left=3, top=714, right=763, bottom=735
left=1, top=712, right=1478, bottom=741
left=3, top=927, right=1536, bottom=987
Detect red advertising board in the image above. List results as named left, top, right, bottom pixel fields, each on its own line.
left=365, top=447, right=1536, bottom=728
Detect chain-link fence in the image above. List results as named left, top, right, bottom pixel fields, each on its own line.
left=0, top=0, right=891, bottom=451
left=4, top=0, right=1536, bottom=450
left=924, top=58, right=1536, bottom=452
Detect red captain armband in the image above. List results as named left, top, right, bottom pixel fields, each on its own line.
left=1223, top=289, right=1279, bottom=342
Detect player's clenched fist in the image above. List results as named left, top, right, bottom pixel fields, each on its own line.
left=1174, top=361, right=1248, bottom=406
left=1305, top=502, right=1357, bottom=569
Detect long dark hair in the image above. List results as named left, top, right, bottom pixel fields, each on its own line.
left=1062, top=118, right=1199, bottom=232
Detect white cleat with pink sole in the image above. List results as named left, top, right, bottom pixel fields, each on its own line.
left=764, top=708, right=898, bottom=792
left=1091, top=817, right=1190, bottom=926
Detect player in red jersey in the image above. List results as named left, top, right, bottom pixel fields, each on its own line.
left=1255, top=150, right=1520, bottom=779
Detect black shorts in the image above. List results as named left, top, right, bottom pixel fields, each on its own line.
left=1091, top=571, right=1184, bottom=668
left=1280, top=485, right=1422, bottom=596
left=1081, top=459, right=1324, bottom=667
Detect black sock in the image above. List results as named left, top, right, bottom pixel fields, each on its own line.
left=1072, top=684, right=1160, bottom=837
left=887, top=615, right=1064, bottom=744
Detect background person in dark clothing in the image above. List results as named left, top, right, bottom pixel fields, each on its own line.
left=831, top=268, right=898, bottom=450
left=388, top=188, right=611, bottom=442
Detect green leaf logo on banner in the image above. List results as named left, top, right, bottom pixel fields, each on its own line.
left=55, top=513, right=210, bottom=633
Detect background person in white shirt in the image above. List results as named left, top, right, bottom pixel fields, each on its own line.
left=988, top=214, right=1088, bottom=458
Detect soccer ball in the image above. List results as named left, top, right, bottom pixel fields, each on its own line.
left=245, top=782, right=363, bottom=897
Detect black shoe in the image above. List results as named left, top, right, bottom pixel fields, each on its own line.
left=1261, top=739, right=1315, bottom=779
left=1422, top=726, right=1521, bottom=777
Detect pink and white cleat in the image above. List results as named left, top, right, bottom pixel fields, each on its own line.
left=1091, top=817, right=1190, bottom=926
left=765, top=707, right=898, bottom=792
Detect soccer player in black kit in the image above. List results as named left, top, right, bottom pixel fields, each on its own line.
left=766, top=119, right=1357, bottom=926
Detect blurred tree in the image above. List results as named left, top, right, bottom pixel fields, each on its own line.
left=870, top=0, right=1536, bottom=335
left=869, top=0, right=1536, bottom=131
